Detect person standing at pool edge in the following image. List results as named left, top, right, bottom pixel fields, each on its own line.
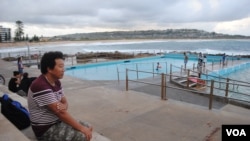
left=184, top=52, right=188, bottom=70
left=203, top=55, right=207, bottom=68
left=222, top=53, right=226, bottom=66
left=197, top=52, right=203, bottom=78
left=17, top=56, right=24, bottom=78
left=27, top=51, right=93, bottom=141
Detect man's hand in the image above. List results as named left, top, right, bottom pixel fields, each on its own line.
left=56, top=102, right=67, bottom=111
left=81, top=126, right=93, bottom=141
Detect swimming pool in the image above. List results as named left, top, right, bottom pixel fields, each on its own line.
left=65, top=54, right=199, bottom=80
left=201, top=62, right=250, bottom=102
left=203, top=62, right=250, bottom=80
left=65, top=53, right=249, bottom=81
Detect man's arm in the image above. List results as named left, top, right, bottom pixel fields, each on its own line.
left=58, top=96, right=68, bottom=110
left=47, top=101, right=92, bottom=141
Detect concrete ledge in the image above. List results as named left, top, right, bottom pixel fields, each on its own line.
left=0, top=113, right=31, bottom=141
left=0, top=85, right=31, bottom=141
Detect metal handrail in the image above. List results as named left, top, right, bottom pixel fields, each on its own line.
left=125, top=67, right=250, bottom=110
left=117, top=61, right=168, bottom=81
left=0, top=74, right=5, bottom=85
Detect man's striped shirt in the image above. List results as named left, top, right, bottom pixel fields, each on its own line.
left=28, top=75, right=64, bottom=126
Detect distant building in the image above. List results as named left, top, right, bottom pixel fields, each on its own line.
left=39, top=37, right=51, bottom=42
left=0, top=25, right=11, bottom=42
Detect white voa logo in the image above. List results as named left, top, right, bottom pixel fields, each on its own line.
left=226, top=129, right=246, bottom=136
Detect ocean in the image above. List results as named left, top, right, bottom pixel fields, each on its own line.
left=0, top=39, right=250, bottom=58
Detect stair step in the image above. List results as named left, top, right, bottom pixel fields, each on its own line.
left=189, top=83, right=197, bottom=87
left=179, top=79, right=187, bottom=83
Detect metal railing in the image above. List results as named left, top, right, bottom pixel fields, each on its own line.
left=0, top=74, right=5, bottom=85
left=117, top=61, right=168, bottom=82
left=125, top=65, right=250, bottom=110
left=171, top=63, right=250, bottom=100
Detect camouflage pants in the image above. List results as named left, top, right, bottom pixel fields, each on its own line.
left=37, top=121, right=90, bottom=141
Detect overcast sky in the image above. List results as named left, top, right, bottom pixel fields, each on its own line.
left=1, top=0, right=250, bottom=37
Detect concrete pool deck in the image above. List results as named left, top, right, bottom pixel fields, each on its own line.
left=0, top=59, right=250, bottom=141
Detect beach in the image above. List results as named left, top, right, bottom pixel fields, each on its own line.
left=0, top=39, right=158, bottom=49
left=0, top=41, right=96, bottom=48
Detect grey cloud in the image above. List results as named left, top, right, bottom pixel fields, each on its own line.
left=2, top=0, right=250, bottom=23
left=1, top=0, right=250, bottom=35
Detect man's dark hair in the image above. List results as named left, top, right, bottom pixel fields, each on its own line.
left=40, top=51, right=64, bottom=74
left=23, top=72, right=28, bottom=78
left=13, top=71, right=19, bottom=76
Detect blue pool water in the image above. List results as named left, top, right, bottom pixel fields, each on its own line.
left=201, top=62, right=250, bottom=102
left=65, top=54, right=200, bottom=80
left=225, top=63, right=250, bottom=83
left=203, top=62, right=250, bottom=80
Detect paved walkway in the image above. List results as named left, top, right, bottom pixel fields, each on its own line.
left=0, top=59, right=250, bottom=141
